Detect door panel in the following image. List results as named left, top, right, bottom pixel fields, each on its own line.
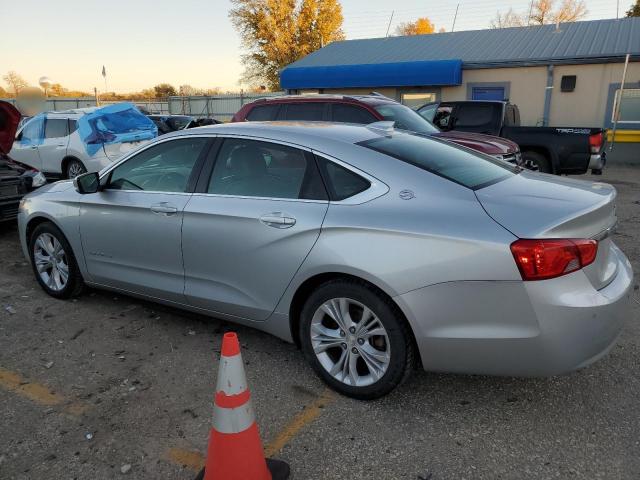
left=11, top=116, right=44, bottom=170
left=182, top=137, right=328, bottom=320
left=39, top=118, right=69, bottom=174
left=79, top=191, right=191, bottom=301
left=182, top=196, right=327, bottom=320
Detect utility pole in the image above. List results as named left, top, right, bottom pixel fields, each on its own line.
left=385, top=10, right=394, bottom=37
left=527, top=0, right=534, bottom=25
left=616, top=0, right=620, bottom=19
left=451, top=3, right=460, bottom=32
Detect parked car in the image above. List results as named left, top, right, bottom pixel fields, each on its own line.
left=148, top=115, right=196, bottom=135
left=10, top=103, right=157, bottom=179
left=0, top=101, right=46, bottom=222
left=18, top=122, right=632, bottom=399
left=232, top=94, right=523, bottom=165
left=417, top=100, right=606, bottom=175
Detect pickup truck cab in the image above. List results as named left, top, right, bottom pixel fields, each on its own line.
left=417, top=100, right=606, bottom=175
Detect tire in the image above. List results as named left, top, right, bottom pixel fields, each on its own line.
left=29, top=222, right=84, bottom=299
left=299, top=280, right=415, bottom=400
left=65, top=159, right=87, bottom=179
left=522, top=151, right=552, bottom=173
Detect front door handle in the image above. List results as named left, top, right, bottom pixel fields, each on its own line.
left=150, top=203, right=178, bottom=215
left=260, top=213, right=296, bottom=228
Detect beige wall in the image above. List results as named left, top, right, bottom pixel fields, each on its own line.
left=550, top=62, right=640, bottom=127
left=440, top=66, right=548, bottom=126
left=295, top=61, right=640, bottom=128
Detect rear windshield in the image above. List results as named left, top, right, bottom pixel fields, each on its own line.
left=373, top=104, right=439, bottom=134
left=359, top=133, right=515, bottom=190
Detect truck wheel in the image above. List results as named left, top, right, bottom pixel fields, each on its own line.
left=522, top=151, right=551, bottom=173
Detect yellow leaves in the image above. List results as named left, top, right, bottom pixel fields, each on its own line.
left=395, top=17, right=437, bottom=36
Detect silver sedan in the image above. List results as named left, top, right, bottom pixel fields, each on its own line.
left=18, top=122, right=634, bottom=399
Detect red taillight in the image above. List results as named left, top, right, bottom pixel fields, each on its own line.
left=589, top=132, right=603, bottom=154
left=510, top=239, right=598, bottom=281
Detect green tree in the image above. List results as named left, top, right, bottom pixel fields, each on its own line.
left=153, top=83, right=177, bottom=98
left=230, top=0, right=345, bottom=90
left=395, top=17, right=437, bottom=36
left=627, top=0, right=640, bottom=16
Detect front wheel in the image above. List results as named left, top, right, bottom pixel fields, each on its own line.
left=65, top=159, right=87, bottom=179
left=300, top=280, right=415, bottom=400
left=29, top=222, right=84, bottom=299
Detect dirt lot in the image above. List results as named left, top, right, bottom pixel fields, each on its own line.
left=1, top=166, right=639, bottom=480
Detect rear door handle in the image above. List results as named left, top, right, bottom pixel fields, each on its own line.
left=150, top=203, right=178, bottom=215
left=260, top=213, right=296, bottom=228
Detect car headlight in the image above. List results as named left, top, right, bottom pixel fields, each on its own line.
left=31, top=171, right=47, bottom=188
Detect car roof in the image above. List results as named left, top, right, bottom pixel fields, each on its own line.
left=161, top=121, right=390, bottom=149
left=249, top=93, right=397, bottom=107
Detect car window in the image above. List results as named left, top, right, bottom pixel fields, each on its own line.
left=68, top=119, right=78, bottom=134
left=107, top=137, right=208, bottom=193
left=417, top=104, right=438, bottom=122
left=454, top=103, right=496, bottom=127
left=284, top=103, right=325, bottom=121
left=373, top=104, right=438, bottom=134
left=330, top=104, right=377, bottom=124
left=19, top=116, right=45, bottom=145
left=246, top=104, right=280, bottom=121
left=359, top=133, right=515, bottom=190
left=208, top=138, right=326, bottom=200
left=44, top=119, right=68, bottom=139
left=316, top=156, right=370, bottom=201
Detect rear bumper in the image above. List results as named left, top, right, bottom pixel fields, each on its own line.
left=395, top=244, right=633, bottom=376
left=589, top=151, right=606, bottom=170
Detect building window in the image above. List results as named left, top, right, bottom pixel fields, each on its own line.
left=400, top=92, right=437, bottom=109
left=466, top=82, right=511, bottom=102
left=612, top=89, right=640, bottom=124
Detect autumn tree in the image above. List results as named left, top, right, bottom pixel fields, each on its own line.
left=49, top=83, right=68, bottom=96
left=3, top=71, right=28, bottom=95
left=395, top=17, right=436, bottom=36
left=628, top=0, right=640, bottom=16
left=492, top=0, right=587, bottom=28
left=0, top=85, right=8, bottom=98
left=153, top=83, right=177, bottom=98
left=230, top=0, right=345, bottom=90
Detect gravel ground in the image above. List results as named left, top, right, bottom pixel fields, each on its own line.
left=0, top=166, right=639, bottom=480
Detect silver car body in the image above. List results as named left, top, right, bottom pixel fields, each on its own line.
left=17, top=122, right=634, bottom=376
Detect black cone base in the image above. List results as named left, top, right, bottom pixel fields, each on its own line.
left=193, top=458, right=290, bottom=480
left=267, top=458, right=291, bottom=479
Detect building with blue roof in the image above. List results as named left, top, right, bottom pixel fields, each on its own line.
left=281, top=18, right=639, bottom=135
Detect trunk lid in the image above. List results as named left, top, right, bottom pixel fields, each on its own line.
left=434, top=130, right=519, bottom=156
left=0, top=101, right=21, bottom=155
left=476, top=171, right=618, bottom=289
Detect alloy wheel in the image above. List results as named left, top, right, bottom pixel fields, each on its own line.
left=67, top=161, right=86, bottom=178
left=310, top=297, right=391, bottom=387
left=33, top=233, right=69, bottom=292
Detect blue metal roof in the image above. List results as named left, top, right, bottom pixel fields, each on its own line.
left=284, top=18, right=639, bottom=73
left=280, top=59, right=462, bottom=89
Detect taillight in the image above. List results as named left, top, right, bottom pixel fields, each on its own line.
left=510, top=239, right=598, bottom=281
left=589, top=132, right=603, bottom=154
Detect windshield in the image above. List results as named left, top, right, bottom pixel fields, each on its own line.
left=373, top=104, right=439, bottom=134
left=359, top=132, right=516, bottom=190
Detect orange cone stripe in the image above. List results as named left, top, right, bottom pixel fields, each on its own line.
left=215, top=389, right=251, bottom=409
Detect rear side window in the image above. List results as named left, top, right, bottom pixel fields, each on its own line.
left=284, top=103, right=325, bottom=121
left=246, top=104, right=280, bottom=121
left=316, top=156, right=370, bottom=201
left=44, top=119, right=68, bottom=139
left=359, top=133, right=514, bottom=190
left=454, top=103, right=496, bottom=127
left=208, top=138, right=327, bottom=200
left=330, top=104, right=377, bottom=124
left=68, top=119, right=78, bottom=134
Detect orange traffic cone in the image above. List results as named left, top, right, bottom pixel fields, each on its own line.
left=195, top=332, right=290, bottom=480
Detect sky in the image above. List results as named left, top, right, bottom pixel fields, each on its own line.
left=0, top=0, right=623, bottom=94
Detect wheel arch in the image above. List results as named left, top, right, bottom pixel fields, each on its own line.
left=288, top=272, right=419, bottom=362
left=61, top=156, right=85, bottom=178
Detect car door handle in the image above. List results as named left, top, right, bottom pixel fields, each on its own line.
left=259, top=213, right=296, bottom=228
left=30, top=145, right=38, bottom=149
left=57, top=143, right=66, bottom=147
left=150, top=203, right=178, bottom=215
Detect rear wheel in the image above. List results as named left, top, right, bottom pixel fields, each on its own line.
left=65, top=159, right=87, bottom=179
left=522, top=151, right=551, bottom=173
left=29, top=222, right=84, bottom=299
left=300, top=280, right=415, bottom=399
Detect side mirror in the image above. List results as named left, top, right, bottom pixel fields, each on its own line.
left=74, top=172, right=100, bottom=194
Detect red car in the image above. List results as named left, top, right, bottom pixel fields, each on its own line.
left=232, top=94, right=522, bottom=165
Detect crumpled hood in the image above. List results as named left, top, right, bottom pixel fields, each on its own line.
left=0, top=101, right=21, bottom=155
left=476, top=170, right=617, bottom=239
left=434, top=130, right=519, bottom=155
